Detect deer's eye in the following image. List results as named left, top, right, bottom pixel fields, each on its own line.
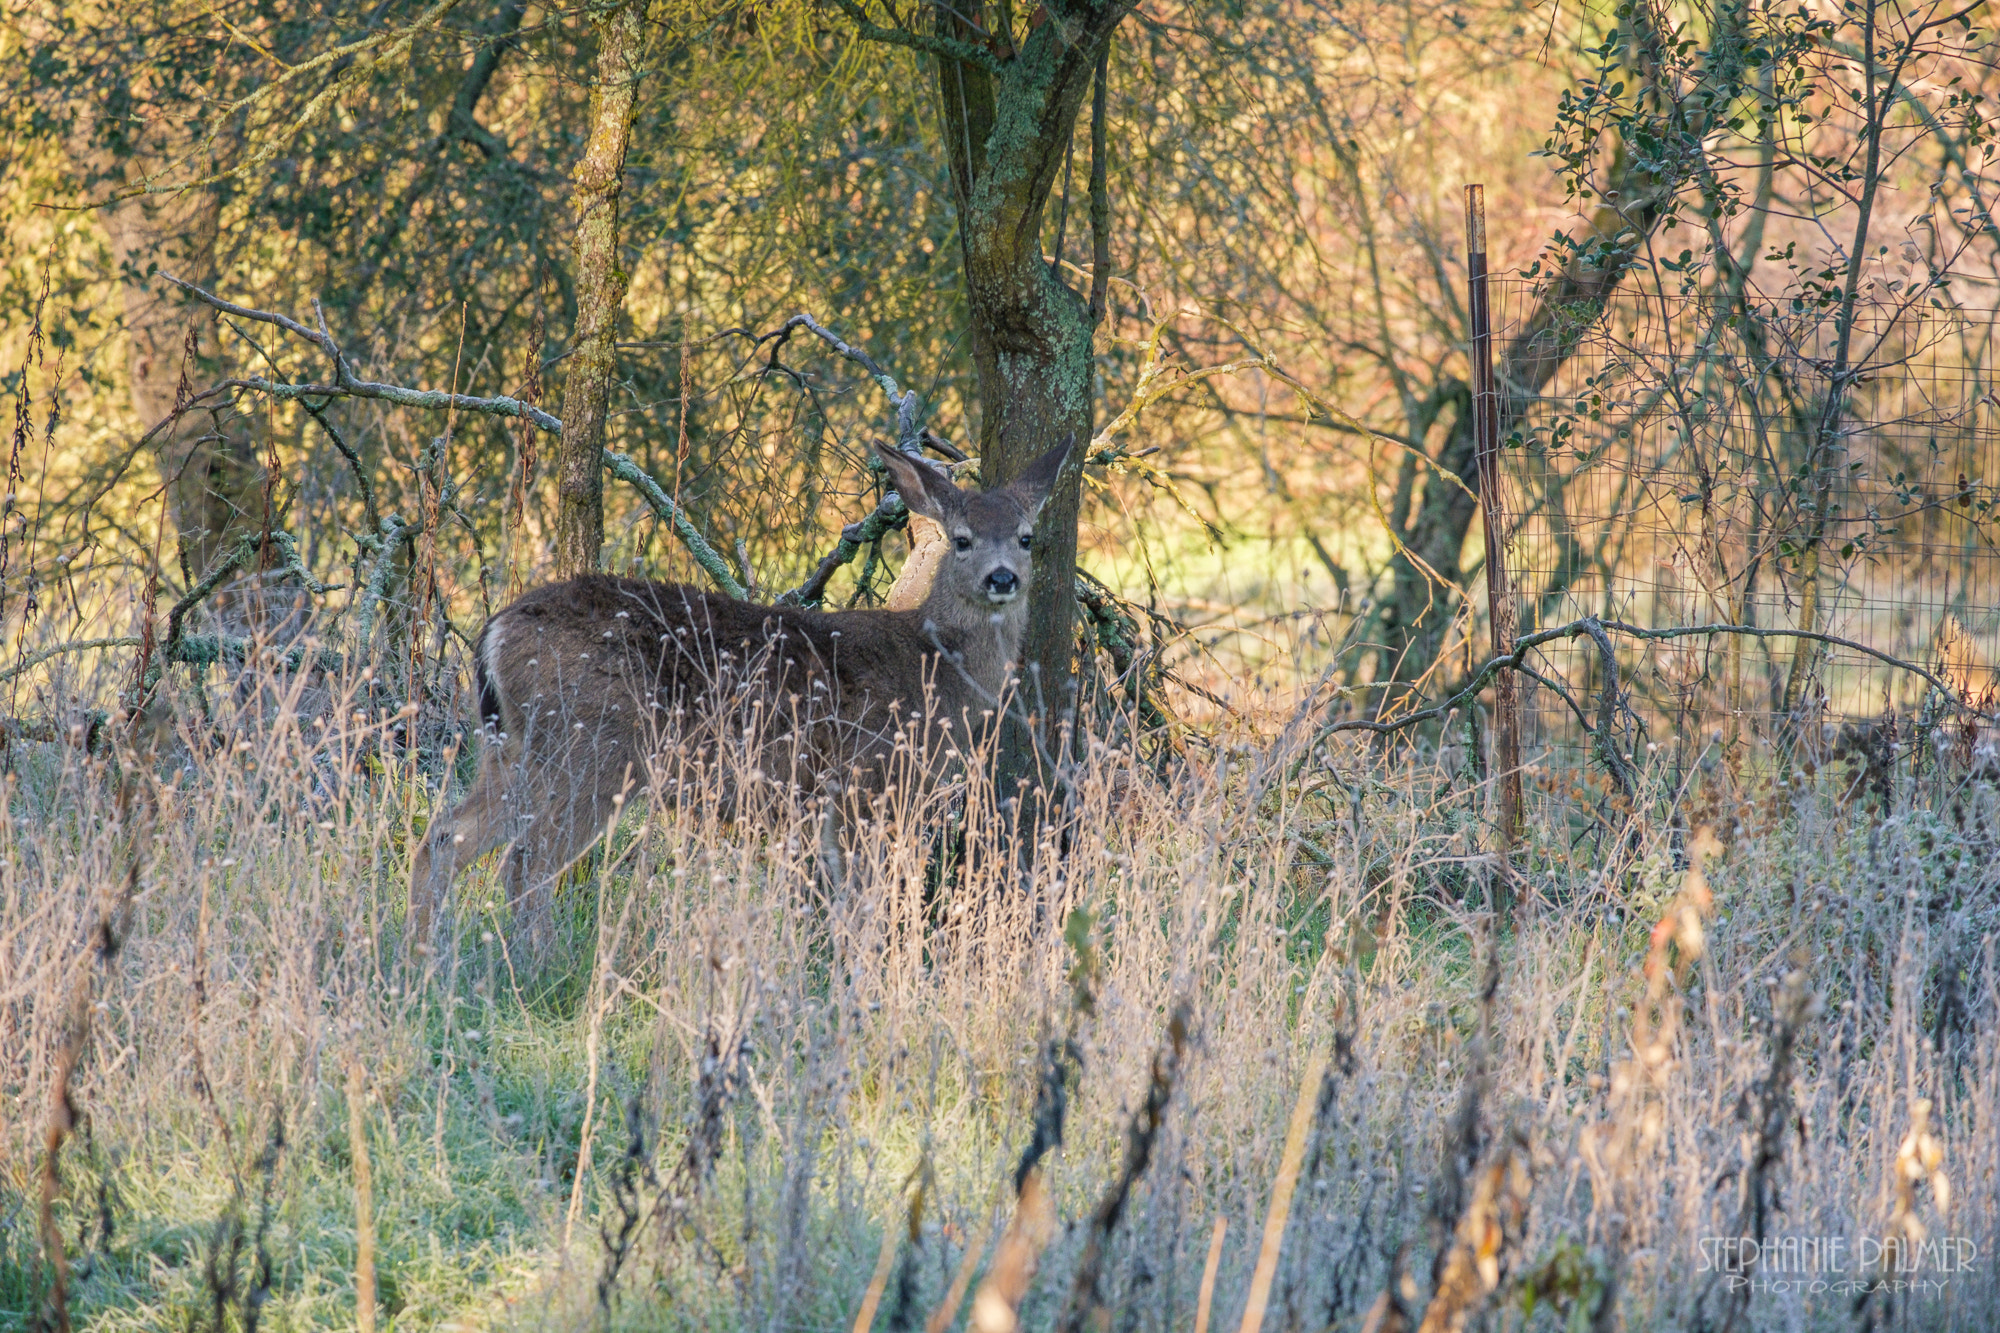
left=1017, top=534, right=1033, bottom=550
left=953, top=535, right=973, bottom=551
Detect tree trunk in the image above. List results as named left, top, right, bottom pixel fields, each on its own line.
left=931, top=1, right=1131, bottom=806
left=58, top=84, right=266, bottom=586
left=553, top=0, right=648, bottom=579
left=101, top=193, right=267, bottom=585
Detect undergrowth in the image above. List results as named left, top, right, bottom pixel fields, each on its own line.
left=1, top=659, right=1994, bottom=1332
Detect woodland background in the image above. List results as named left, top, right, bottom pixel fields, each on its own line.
left=3, top=1, right=2000, bottom=1331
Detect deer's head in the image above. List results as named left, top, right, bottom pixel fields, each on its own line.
left=877, top=436, right=1074, bottom=618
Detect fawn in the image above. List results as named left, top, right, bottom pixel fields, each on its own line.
left=408, top=437, right=1074, bottom=953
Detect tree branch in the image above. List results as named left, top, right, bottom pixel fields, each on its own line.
left=827, top=0, right=1005, bottom=73
left=757, top=312, right=923, bottom=449
left=167, top=534, right=257, bottom=651
left=163, top=276, right=564, bottom=430
left=0, top=638, right=143, bottom=686
left=603, top=451, right=746, bottom=599
left=776, top=493, right=911, bottom=608
left=1318, top=616, right=1990, bottom=748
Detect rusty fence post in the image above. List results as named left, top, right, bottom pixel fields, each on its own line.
left=1466, top=184, right=1523, bottom=907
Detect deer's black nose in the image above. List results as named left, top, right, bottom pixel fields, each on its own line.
left=985, top=568, right=1019, bottom=598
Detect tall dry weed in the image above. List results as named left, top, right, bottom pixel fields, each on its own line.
left=0, top=651, right=1992, bottom=1331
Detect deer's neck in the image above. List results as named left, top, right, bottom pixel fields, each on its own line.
left=915, top=588, right=1029, bottom=705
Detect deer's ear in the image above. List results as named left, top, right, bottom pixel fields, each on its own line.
left=875, top=447, right=960, bottom=525
left=1014, top=433, right=1077, bottom=516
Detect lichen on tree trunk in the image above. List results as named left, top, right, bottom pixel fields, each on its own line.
left=930, top=1, right=1131, bottom=808
left=553, top=0, right=648, bottom=579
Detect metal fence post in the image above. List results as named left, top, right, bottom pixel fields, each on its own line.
left=1467, top=184, right=1524, bottom=895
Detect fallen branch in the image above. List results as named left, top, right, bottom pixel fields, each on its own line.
left=165, top=535, right=257, bottom=653
left=1577, top=618, right=1635, bottom=798
left=158, top=279, right=764, bottom=600
left=159, top=528, right=334, bottom=667
left=0, top=629, right=340, bottom=696
left=0, top=712, right=110, bottom=752
left=778, top=493, right=909, bottom=607
left=776, top=430, right=972, bottom=607
left=171, top=634, right=343, bottom=675
left=351, top=515, right=411, bottom=651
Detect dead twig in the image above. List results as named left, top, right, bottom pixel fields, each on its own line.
left=756, top=313, right=923, bottom=449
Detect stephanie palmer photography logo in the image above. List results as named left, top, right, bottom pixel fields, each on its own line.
left=1696, top=1234, right=1980, bottom=1300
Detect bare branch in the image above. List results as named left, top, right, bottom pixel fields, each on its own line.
left=757, top=312, right=924, bottom=450
left=228, top=373, right=560, bottom=431
left=1578, top=617, right=1634, bottom=797
left=777, top=494, right=910, bottom=608
left=164, top=273, right=328, bottom=348
left=920, top=427, right=969, bottom=462
left=826, top=0, right=1005, bottom=73
left=301, top=400, right=379, bottom=531
left=603, top=451, right=746, bottom=599
left=167, top=535, right=257, bottom=652
left=163, top=276, right=563, bottom=431
left=0, top=638, right=143, bottom=686
left=352, top=515, right=411, bottom=651
left=1318, top=616, right=1990, bottom=748
left=0, top=630, right=343, bottom=689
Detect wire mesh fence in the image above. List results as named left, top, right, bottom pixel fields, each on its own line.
left=1490, top=273, right=2000, bottom=764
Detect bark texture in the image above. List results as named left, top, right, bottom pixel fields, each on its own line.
left=553, top=0, right=648, bottom=578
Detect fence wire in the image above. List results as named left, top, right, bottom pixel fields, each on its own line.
left=1490, top=274, right=2000, bottom=762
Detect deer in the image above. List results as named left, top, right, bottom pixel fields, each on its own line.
left=408, top=437, right=1074, bottom=954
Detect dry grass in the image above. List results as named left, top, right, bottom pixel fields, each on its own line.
left=1, top=649, right=1995, bottom=1332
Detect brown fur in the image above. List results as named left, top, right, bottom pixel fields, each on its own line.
left=408, top=440, right=1073, bottom=954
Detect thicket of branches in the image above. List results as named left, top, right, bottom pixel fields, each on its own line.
left=2, top=0, right=1997, bottom=758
